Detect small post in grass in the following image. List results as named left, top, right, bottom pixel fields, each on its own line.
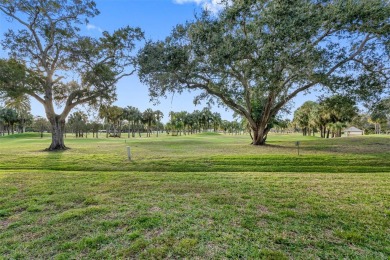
left=295, top=141, right=300, bottom=156
left=127, top=146, right=131, bottom=160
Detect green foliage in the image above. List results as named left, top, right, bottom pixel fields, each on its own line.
left=294, top=95, right=359, bottom=138
left=99, top=105, right=124, bottom=137
left=0, top=59, right=34, bottom=98
left=68, top=111, right=88, bottom=136
left=0, top=0, right=143, bottom=149
left=319, top=95, right=358, bottom=124
left=167, top=108, right=224, bottom=134
left=138, top=0, right=389, bottom=145
left=371, top=97, right=390, bottom=122
left=0, top=107, right=18, bottom=125
left=293, top=101, right=318, bottom=134
left=32, top=116, right=50, bottom=136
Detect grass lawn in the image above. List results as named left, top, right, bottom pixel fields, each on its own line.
left=0, top=132, right=389, bottom=259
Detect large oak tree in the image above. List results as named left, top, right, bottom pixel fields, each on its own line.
left=0, top=0, right=143, bottom=150
left=138, top=0, right=389, bottom=145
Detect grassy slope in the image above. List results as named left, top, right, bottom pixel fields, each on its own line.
left=0, top=133, right=389, bottom=259
left=0, top=132, right=389, bottom=172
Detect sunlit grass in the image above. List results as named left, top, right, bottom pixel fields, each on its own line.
left=0, top=132, right=389, bottom=258
left=0, top=132, right=389, bottom=172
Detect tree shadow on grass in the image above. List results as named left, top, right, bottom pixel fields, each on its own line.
left=38, top=149, right=68, bottom=171
left=301, top=136, right=390, bottom=156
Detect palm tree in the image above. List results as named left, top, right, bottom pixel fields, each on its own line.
left=165, top=122, right=173, bottom=135
left=99, top=105, right=110, bottom=138
left=201, top=108, right=213, bottom=131
left=135, top=110, right=143, bottom=137
left=0, top=107, right=4, bottom=136
left=168, top=111, right=182, bottom=136
left=0, top=107, right=18, bottom=134
left=192, top=110, right=202, bottom=133
left=176, top=111, right=188, bottom=135
left=221, top=120, right=229, bottom=134
left=212, top=112, right=222, bottom=132
left=111, top=106, right=124, bottom=138
left=142, top=108, right=155, bottom=137
left=123, top=106, right=141, bottom=138
left=90, top=119, right=101, bottom=138
left=184, top=112, right=195, bottom=134
left=168, top=111, right=176, bottom=135
left=154, top=110, right=164, bottom=137
left=328, top=121, right=346, bottom=138
left=68, top=111, right=88, bottom=137
left=317, top=95, right=358, bottom=138
left=293, top=101, right=318, bottom=136
left=4, top=95, right=31, bottom=133
left=99, top=105, right=124, bottom=137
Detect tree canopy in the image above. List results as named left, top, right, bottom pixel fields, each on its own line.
left=0, top=0, right=143, bottom=150
left=138, top=0, right=390, bottom=145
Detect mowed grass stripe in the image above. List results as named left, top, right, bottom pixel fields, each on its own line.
left=1, top=133, right=390, bottom=173
left=1, top=155, right=389, bottom=172
left=0, top=133, right=389, bottom=258
left=0, top=171, right=389, bottom=259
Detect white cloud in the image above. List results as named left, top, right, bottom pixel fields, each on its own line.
left=86, top=23, right=103, bottom=33
left=173, top=0, right=227, bottom=14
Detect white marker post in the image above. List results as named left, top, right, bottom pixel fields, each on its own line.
left=127, top=146, right=131, bottom=160
left=295, top=141, right=300, bottom=156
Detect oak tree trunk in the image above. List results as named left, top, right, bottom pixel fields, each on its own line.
left=251, top=125, right=270, bottom=145
left=48, top=115, right=67, bottom=150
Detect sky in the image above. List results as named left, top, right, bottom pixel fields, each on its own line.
left=0, top=0, right=319, bottom=123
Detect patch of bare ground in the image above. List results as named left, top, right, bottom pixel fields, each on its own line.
left=144, top=228, right=164, bottom=240
left=149, top=206, right=161, bottom=213
left=257, top=205, right=270, bottom=214
left=0, top=219, right=11, bottom=229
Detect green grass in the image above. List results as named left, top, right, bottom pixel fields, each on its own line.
left=0, top=132, right=389, bottom=258
left=1, top=132, right=389, bottom=172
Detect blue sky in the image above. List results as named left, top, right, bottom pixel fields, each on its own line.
left=0, top=0, right=318, bottom=122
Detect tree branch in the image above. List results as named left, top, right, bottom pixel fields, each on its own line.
left=29, top=92, right=45, bottom=105
left=271, top=34, right=376, bottom=115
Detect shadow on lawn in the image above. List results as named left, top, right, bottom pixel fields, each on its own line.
left=301, top=136, right=390, bottom=156
left=39, top=149, right=68, bottom=170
